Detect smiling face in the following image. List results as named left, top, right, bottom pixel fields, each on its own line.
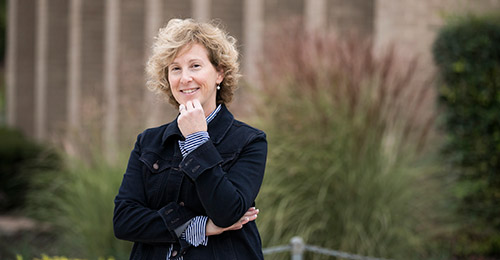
left=167, top=43, right=224, bottom=115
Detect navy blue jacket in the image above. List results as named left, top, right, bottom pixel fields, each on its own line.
left=113, top=105, right=267, bottom=259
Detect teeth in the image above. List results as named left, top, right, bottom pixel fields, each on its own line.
left=182, top=89, right=197, bottom=94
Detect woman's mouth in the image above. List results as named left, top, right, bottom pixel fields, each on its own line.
left=181, top=88, right=199, bottom=94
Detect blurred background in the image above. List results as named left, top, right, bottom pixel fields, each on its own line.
left=1, top=0, right=500, bottom=259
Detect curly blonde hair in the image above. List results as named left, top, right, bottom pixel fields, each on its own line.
left=146, top=18, right=241, bottom=106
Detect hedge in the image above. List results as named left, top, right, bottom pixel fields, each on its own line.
left=433, top=14, right=500, bottom=257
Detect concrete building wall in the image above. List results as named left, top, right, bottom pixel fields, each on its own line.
left=6, top=0, right=500, bottom=153
left=212, top=0, right=244, bottom=49
left=374, top=0, right=500, bottom=67
left=265, top=0, right=303, bottom=23
left=327, top=0, right=374, bottom=36
left=164, top=0, right=191, bottom=20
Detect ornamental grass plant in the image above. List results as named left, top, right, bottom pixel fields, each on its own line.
left=254, top=21, right=453, bottom=259
left=19, top=96, right=138, bottom=259
left=24, top=153, right=131, bottom=259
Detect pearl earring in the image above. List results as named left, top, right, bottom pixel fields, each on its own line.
left=216, top=84, right=221, bottom=90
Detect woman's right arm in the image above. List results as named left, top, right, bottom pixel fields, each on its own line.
left=113, top=133, right=196, bottom=244
left=206, top=207, right=259, bottom=236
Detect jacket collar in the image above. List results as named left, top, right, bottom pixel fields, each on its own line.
left=161, top=104, right=234, bottom=145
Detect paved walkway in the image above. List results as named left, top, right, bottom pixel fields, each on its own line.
left=0, top=215, right=50, bottom=236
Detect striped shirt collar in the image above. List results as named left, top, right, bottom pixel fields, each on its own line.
left=206, top=104, right=222, bottom=124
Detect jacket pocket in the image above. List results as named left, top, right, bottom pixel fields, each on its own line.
left=139, top=150, right=174, bottom=207
left=140, top=150, right=173, bottom=173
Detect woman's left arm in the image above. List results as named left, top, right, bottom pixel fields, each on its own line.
left=179, top=132, right=267, bottom=228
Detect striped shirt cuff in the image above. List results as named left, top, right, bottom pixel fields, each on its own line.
left=181, top=216, right=208, bottom=247
left=178, top=131, right=210, bottom=157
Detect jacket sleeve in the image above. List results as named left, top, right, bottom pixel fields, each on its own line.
left=113, top=133, right=197, bottom=244
left=179, top=131, right=267, bottom=228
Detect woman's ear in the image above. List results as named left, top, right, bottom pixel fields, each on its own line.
left=216, top=67, right=225, bottom=84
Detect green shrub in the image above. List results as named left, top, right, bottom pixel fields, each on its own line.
left=25, top=154, right=131, bottom=259
left=16, top=254, right=116, bottom=260
left=433, top=14, right=500, bottom=257
left=0, top=127, right=59, bottom=211
left=254, top=21, right=452, bottom=260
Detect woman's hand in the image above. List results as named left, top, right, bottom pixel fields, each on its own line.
left=206, top=207, right=259, bottom=236
left=178, top=99, right=207, bottom=137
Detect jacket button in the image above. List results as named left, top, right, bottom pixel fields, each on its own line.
left=179, top=202, right=184, bottom=206
left=153, top=163, right=159, bottom=170
left=171, top=250, right=178, bottom=257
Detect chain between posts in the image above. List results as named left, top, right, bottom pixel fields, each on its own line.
left=263, top=236, right=392, bottom=260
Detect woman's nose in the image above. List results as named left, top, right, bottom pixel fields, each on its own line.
left=180, top=70, right=192, bottom=84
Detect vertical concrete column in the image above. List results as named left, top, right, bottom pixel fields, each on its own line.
left=243, top=0, right=263, bottom=84
left=80, top=1, right=104, bottom=102
left=9, top=0, right=36, bottom=136
left=68, top=0, right=82, bottom=131
left=6, top=0, right=17, bottom=126
left=192, top=0, right=211, bottom=21
left=104, top=0, right=120, bottom=161
left=45, top=0, right=69, bottom=140
left=35, top=0, right=49, bottom=140
left=305, top=0, right=326, bottom=32
left=144, top=0, right=165, bottom=127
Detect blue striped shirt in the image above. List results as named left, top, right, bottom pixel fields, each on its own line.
left=167, top=104, right=221, bottom=259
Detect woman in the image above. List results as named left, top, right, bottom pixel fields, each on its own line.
left=113, top=18, right=267, bottom=260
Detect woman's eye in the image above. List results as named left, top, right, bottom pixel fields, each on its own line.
left=192, top=64, right=201, bottom=69
left=170, top=67, right=180, bottom=72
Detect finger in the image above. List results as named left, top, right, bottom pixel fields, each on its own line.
left=226, top=217, right=250, bottom=231
left=225, top=222, right=243, bottom=231
left=244, top=208, right=259, bottom=217
left=186, top=100, right=194, bottom=110
left=244, top=207, right=255, bottom=214
left=232, top=224, right=243, bottom=230
left=247, top=213, right=258, bottom=221
left=192, top=99, right=202, bottom=109
left=248, top=207, right=258, bottom=213
left=179, top=104, right=186, bottom=114
left=240, top=217, right=250, bottom=225
left=243, top=210, right=255, bottom=217
left=192, top=99, right=205, bottom=115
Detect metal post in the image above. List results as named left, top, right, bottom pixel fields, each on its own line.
left=290, top=236, right=305, bottom=260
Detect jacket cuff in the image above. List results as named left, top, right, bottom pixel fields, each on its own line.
left=180, top=140, right=223, bottom=181
left=158, top=202, right=197, bottom=238
left=178, top=131, right=210, bottom=157
left=174, top=219, right=191, bottom=237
